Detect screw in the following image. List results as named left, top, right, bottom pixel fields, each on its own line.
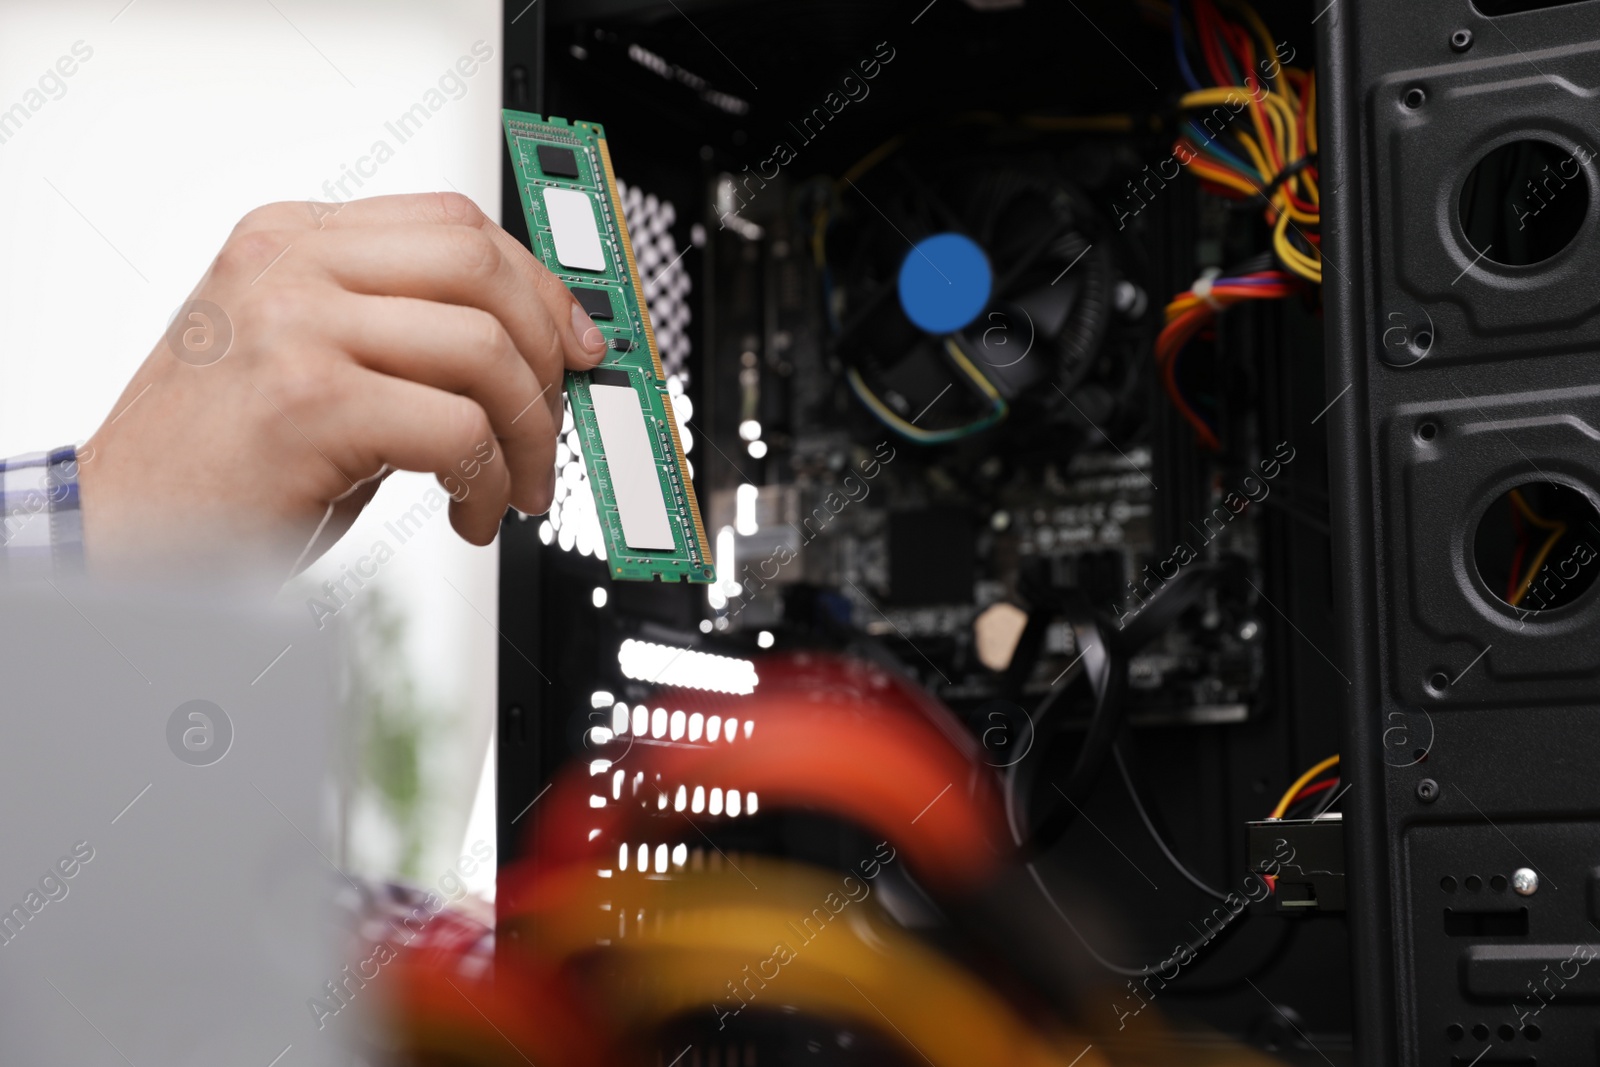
left=1416, top=778, right=1440, bottom=802
left=1450, top=29, right=1473, bottom=53
left=1512, top=867, right=1538, bottom=896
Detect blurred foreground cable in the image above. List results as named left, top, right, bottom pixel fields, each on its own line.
left=379, top=653, right=1289, bottom=1066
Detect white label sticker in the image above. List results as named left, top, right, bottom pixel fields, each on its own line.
left=590, top=384, right=676, bottom=551
left=542, top=187, right=607, bottom=272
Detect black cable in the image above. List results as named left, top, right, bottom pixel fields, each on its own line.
left=1220, top=153, right=1318, bottom=217
left=1112, top=743, right=1231, bottom=903
left=1306, top=777, right=1343, bottom=820
left=1164, top=918, right=1299, bottom=996
left=1005, top=743, right=1250, bottom=980
left=1011, top=853, right=1248, bottom=980
left=1002, top=581, right=1251, bottom=979
left=1024, top=607, right=1123, bottom=852
left=1261, top=152, right=1318, bottom=199
left=998, top=598, right=1057, bottom=702
left=1023, top=567, right=1219, bottom=853
left=1110, top=745, right=1305, bottom=995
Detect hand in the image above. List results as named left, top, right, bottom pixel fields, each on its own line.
left=78, top=192, right=606, bottom=576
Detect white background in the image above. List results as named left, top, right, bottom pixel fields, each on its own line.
left=0, top=0, right=503, bottom=894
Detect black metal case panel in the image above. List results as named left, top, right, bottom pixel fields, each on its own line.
left=1405, top=815, right=1600, bottom=1064
left=1371, top=46, right=1600, bottom=364
left=1385, top=388, right=1600, bottom=706
left=1321, top=2, right=1600, bottom=1065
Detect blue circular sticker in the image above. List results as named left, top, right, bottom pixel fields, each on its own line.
left=897, top=232, right=992, bottom=334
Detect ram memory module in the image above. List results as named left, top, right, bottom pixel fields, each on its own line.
left=501, top=110, right=713, bottom=584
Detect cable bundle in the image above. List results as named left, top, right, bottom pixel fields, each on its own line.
left=1149, top=2, right=1321, bottom=449
left=1172, top=0, right=1321, bottom=284
left=1269, top=754, right=1341, bottom=821
left=1156, top=268, right=1298, bottom=450
left=380, top=652, right=1292, bottom=1066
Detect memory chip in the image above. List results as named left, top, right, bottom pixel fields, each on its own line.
left=590, top=366, right=631, bottom=389
left=536, top=143, right=580, bottom=178
left=573, top=286, right=614, bottom=321
left=503, top=110, right=713, bottom=584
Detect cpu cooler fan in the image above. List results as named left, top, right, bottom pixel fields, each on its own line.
left=823, top=137, right=1131, bottom=446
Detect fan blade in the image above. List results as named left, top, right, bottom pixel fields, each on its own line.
left=1010, top=280, right=1078, bottom=339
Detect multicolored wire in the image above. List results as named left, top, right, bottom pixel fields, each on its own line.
left=1156, top=268, right=1298, bottom=450
left=1154, top=0, right=1321, bottom=449
left=1172, top=0, right=1322, bottom=284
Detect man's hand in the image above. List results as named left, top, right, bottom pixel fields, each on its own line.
left=78, top=192, right=606, bottom=575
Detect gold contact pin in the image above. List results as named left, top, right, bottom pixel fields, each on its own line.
left=596, top=137, right=666, bottom=384
left=662, top=394, right=709, bottom=562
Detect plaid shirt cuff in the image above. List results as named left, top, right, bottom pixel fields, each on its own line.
left=1, top=446, right=84, bottom=575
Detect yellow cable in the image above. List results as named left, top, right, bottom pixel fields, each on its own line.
left=505, top=859, right=1109, bottom=1067
left=1179, top=87, right=1247, bottom=110
left=1256, top=95, right=1288, bottom=164
left=1232, top=129, right=1273, bottom=183
left=1273, top=211, right=1322, bottom=283
left=1511, top=488, right=1563, bottom=531
left=1270, top=754, right=1340, bottom=819
left=1189, top=158, right=1260, bottom=199
left=1277, top=71, right=1302, bottom=114
left=1179, top=7, right=1322, bottom=285
left=1229, top=131, right=1318, bottom=227
left=838, top=134, right=907, bottom=188
left=945, top=337, right=1004, bottom=402
left=1261, top=92, right=1299, bottom=161
left=1511, top=530, right=1565, bottom=607
left=1182, top=90, right=1319, bottom=225
left=1165, top=295, right=1203, bottom=318
left=1509, top=490, right=1568, bottom=607
left=1305, top=75, right=1319, bottom=155
left=847, top=366, right=925, bottom=438
left=1182, top=89, right=1298, bottom=199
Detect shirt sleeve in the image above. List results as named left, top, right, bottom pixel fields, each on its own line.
left=0, top=446, right=83, bottom=575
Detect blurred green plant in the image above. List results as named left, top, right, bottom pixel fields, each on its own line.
left=341, top=585, right=436, bottom=881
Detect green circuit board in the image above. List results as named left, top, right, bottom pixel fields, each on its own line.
left=502, top=110, right=713, bottom=584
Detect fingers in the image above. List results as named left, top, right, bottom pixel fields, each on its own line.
left=239, top=193, right=609, bottom=381
left=333, top=370, right=512, bottom=546
left=323, top=293, right=562, bottom=513
left=297, top=222, right=603, bottom=412
left=449, top=456, right=513, bottom=545
left=211, top=194, right=602, bottom=553
left=234, top=191, right=495, bottom=235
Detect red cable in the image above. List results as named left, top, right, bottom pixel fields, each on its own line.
left=1157, top=305, right=1221, bottom=451
left=1157, top=270, right=1299, bottom=450
left=1194, top=0, right=1235, bottom=86
left=1285, top=777, right=1336, bottom=808
left=525, top=665, right=1009, bottom=894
